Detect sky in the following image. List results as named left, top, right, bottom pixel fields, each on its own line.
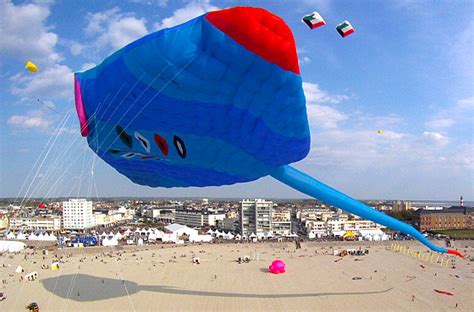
left=0, top=0, right=472, bottom=201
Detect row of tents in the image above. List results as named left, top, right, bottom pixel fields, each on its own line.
left=308, top=229, right=390, bottom=241
left=4, top=231, right=57, bottom=241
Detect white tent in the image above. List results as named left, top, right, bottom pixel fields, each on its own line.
left=249, top=233, right=257, bottom=239
left=189, top=234, right=213, bottom=243
left=28, top=233, right=38, bottom=240
left=161, top=233, right=177, bottom=243
left=148, top=233, right=157, bottom=242
left=266, top=232, right=274, bottom=238
left=137, top=238, right=144, bottom=246
left=225, top=232, right=235, bottom=240
left=257, top=233, right=265, bottom=240
left=154, top=230, right=164, bottom=238
left=15, top=265, right=24, bottom=273
left=331, top=230, right=346, bottom=237
left=6, top=232, right=15, bottom=240
left=0, top=240, right=26, bottom=252
left=123, top=229, right=132, bottom=236
left=102, top=236, right=118, bottom=246
left=235, top=234, right=242, bottom=241
left=164, top=223, right=198, bottom=237
left=206, top=229, right=215, bottom=235
left=16, top=232, right=27, bottom=240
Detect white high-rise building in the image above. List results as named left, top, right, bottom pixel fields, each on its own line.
left=62, top=199, right=94, bottom=229
left=240, top=199, right=273, bottom=235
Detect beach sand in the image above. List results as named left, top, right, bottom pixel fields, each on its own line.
left=1, top=240, right=473, bottom=311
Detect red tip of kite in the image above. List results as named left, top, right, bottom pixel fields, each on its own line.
left=447, top=249, right=466, bottom=259
left=206, top=7, right=300, bottom=74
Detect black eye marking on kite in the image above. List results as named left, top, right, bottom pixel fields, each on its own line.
left=122, top=152, right=136, bottom=159
left=134, top=132, right=150, bottom=153
left=109, top=149, right=121, bottom=154
left=173, top=135, right=186, bottom=159
left=115, top=125, right=133, bottom=148
left=154, top=133, right=169, bottom=156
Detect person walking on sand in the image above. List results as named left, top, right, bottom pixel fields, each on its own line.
left=411, top=295, right=415, bottom=302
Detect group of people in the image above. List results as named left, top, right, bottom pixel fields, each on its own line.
left=237, top=256, right=251, bottom=264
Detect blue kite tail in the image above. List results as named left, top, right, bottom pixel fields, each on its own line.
left=271, top=165, right=465, bottom=258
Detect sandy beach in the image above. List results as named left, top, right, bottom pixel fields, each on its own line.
left=1, top=240, right=473, bottom=312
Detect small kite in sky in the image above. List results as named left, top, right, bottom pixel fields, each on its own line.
left=302, top=12, right=326, bottom=29
left=25, top=61, right=38, bottom=73
left=336, top=20, right=355, bottom=38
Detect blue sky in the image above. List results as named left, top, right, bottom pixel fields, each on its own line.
left=0, top=0, right=472, bottom=200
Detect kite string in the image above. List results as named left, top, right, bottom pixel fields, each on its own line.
left=26, top=111, right=77, bottom=200
left=19, top=111, right=72, bottom=207
left=111, top=251, right=137, bottom=312
left=36, top=90, right=115, bottom=201
left=63, top=247, right=85, bottom=312
left=12, top=111, right=70, bottom=207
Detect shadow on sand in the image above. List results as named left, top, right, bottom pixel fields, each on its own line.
left=41, top=274, right=393, bottom=302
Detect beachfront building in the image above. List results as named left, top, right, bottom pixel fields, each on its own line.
left=175, top=209, right=226, bottom=228
left=297, top=208, right=338, bottom=222
left=217, top=217, right=239, bottom=232
left=417, top=206, right=473, bottom=231
left=305, top=218, right=382, bottom=238
left=392, top=200, right=412, bottom=211
left=9, top=216, right=61, bottom=231
left=343, top=220, right=381, bottom=231
left=239, top=199, right=273, bottom=236
left=0, top=214, right=8, bottom=234
left=271, top=210, right=292, bottom=235
left=62, top=199, right=94, bottom=230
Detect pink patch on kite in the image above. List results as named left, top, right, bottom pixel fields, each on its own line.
left=74, top=76, right=90, bottom=137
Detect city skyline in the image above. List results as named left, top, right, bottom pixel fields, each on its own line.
left=1, top=0, right=473, bottom=200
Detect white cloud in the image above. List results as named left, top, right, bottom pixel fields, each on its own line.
left=154, top=0, right=219, bottom=30
left=307, top=104, right=347, bottom=129
left=10, top=64, right=74, bottom=99
left=80, top=63, right=96, bottom=71
left=425, top=117, right=455, bottom=130
left=69, top=41, right=85, bottom=56
left=449, top=21, right=474, bottom=82
left=8, top=110, right=52, bottom=131
left=457, top=96, right=474, bottom=110
left=303, top=82, right=350, bottom=105
left=354, top=113, right=403, bottom=128
left=129, top=0, right=169, bottom=7
left=0, top=0, right=61, bottom=65
left=423, top=131, right=449, bottom=146
left=299, top=56, right=311, bottom=65
left=85, top=8, right=149, bottom=50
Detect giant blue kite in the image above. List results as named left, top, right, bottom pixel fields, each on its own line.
left=74, top=7, right=463, bottom=257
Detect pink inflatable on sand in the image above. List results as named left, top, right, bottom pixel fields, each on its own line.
left=269, top=259, right=286, bottom=274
